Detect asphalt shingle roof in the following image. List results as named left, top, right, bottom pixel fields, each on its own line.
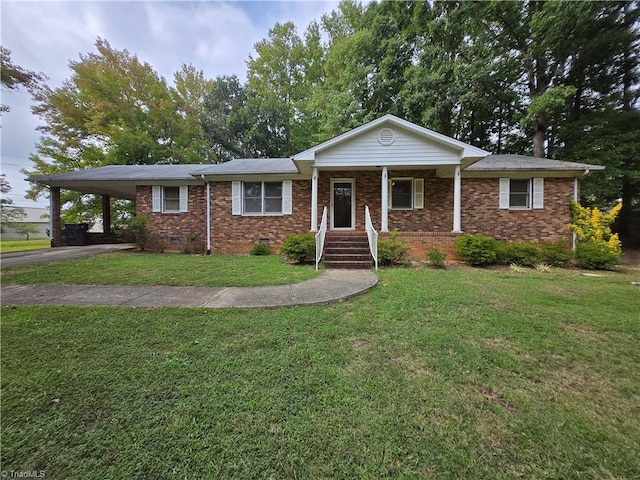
left=192, top=158, right=298, bottom=176
left=466, top=154, right=604, bottom=171
left=28, top=164, right=204, bottom=183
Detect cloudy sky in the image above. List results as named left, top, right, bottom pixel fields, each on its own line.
left=1, top=0, right=339, bottom=207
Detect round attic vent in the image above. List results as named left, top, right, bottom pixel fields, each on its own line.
left=378, top=128, right=396, bottom=146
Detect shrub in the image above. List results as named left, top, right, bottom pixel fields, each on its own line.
left=495, top=241, right=542, bottom=266
left=147, top=233, right=165, bottom=253
left=181, top=233, right=200, bottom=254
left=509, top=263, right=526, bottom=273
left=575, top=241, right=620, bottom=270
left=534, top=263, right=552, bottom=273
left=250, top=243, right=271, bottom=256
left=280, top=233, right=315, bottom=263
left=569, top=200, right=622, bottom=269
left=539, top=239, right=573, bottom=267
left=427, top=247, right=447, bottom=268
left=378, top=231, right=407, bottom=266
left=455, top=234, right=497, bottom=266
left=126, top=216, right=150, bottom=251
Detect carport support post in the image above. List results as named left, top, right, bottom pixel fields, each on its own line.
left=102, top=194, right=111, bottom=234
left=51, top=186, right=62, bottom=247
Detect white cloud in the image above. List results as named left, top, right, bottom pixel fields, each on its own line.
left=0, top=0, right=339, bottom=206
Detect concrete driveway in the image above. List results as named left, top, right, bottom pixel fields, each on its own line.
left=0, top=244, right=136, bottom=269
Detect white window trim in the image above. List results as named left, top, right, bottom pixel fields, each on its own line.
left=232, top=180, right=292, bottom=216
left=499, top=178, right=544, bottom=210
left=152, top=185, right=188, bottom=213
left=388, top=177, right=424, bottom=210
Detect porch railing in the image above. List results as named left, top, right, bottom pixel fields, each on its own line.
left=365, top=205, right=378, bottom=271
left=315, top=206, right=328, bottom=271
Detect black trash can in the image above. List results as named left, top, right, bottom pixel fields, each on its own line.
left=64, top=223, right=89, bottom=246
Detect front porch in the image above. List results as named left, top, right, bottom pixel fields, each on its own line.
left=309, top=169, right=462, bottom=235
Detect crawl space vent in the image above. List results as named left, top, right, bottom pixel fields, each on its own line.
left=377, top=128, right=396, bottom=146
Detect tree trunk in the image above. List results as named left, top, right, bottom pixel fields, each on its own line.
left=532, top=115, right=546, bottom=158
left=618, top=175, right=636, bottom=247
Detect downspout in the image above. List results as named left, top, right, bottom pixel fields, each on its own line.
left=201, top=175, right=211, bottom=255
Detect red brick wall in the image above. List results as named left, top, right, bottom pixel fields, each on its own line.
left=136, top=185, right=207, bottom=253
left=461, top=177, right=574, bottom=242
left=210, top=180, right=312, bottom=254
left=134, top=175, right=576, bottom=258
left=317, top=170, right=453, bottom=232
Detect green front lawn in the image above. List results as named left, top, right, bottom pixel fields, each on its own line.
left=0, top=238, right=50, bottom=253
left=1, top=252, right=319, bottom=287
left=2, top=266, right=639, bottom=479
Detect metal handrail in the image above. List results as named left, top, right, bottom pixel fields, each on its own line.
left=365, top=205, right=378, bottom=271
left=315, top=206, right=328, bottom=271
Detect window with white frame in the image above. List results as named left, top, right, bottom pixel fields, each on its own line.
left=243, top=182, right=282, bottom=214
left=232, top=181, right=292, bottom=216
left=391, top=179, right=413, bottom=209
left=499, top=178, right=544, bottom=210
left=163, top=187, right=180, bottom=212
left=389, top=178, right=424, bottom=210
left=152, top=186, right=188, bottom=213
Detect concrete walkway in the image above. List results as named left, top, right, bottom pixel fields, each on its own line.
left=1, top=269, right=378, bottom=308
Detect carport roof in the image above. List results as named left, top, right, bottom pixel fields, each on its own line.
left=27, top=160, right=302, bottom=200
left=27, top=165, right=208, bottom=200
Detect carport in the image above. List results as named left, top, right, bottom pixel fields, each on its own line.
left=27, top=165, right=204, bottom=247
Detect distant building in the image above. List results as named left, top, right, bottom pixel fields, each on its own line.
left=1, top=206, right=50, bottom=239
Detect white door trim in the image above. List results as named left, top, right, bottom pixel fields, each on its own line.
left=330, top=178, right=355, bottom=230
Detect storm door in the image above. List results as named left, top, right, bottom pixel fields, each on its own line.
left=331, top=179, right=355, bottom=230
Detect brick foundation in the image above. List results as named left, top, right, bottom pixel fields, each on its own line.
left=379, top=231, right=462, bottom=262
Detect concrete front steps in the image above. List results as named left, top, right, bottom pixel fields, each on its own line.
left=323, top=232, right=374, bottom=269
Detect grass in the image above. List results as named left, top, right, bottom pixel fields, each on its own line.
left=2, top=265, right=639, bottom=479
left=0, top=238, right=50, bottom=253
left=1, top=252, right=319, bottom=287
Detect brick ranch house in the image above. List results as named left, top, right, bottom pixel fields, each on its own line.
left=29, top=115, right=603, bottom=265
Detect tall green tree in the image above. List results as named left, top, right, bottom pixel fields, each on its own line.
left=0, top=174, right=27, bottom=232
left=23, top=38, right=210, bottom=224
left=0, top=46, right=46, bottom=113
left=171, top=64, right=215, bottom=163
left=202, top=75, right=253, bottom=160
left=246, top=21, right=326, bottom=156
left=310, top=0, right=379, bottom=139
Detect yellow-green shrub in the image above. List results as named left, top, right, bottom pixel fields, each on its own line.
left=569, top=200, right=622, bottom=269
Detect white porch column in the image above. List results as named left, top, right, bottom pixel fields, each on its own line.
left=311, top=167, right=318, bottom=231
left=452, top=165, right=462, bottom=233
left=381, top=166, right=389, bottom=232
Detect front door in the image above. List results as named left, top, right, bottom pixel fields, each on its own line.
left=331, top=179, right=355, bottom=230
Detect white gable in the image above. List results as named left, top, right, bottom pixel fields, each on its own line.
left=293, top=114, right=489, bottom=171
left=314, top=126, right=461, bottom=167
